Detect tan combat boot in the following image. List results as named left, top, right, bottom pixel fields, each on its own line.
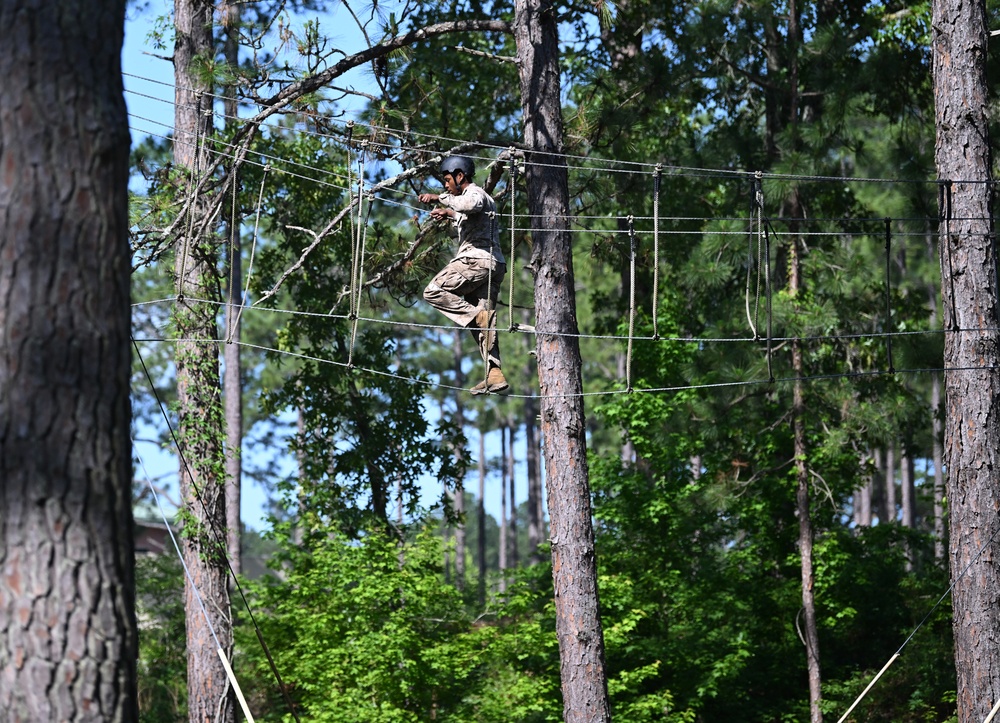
left=470, top=366, right=509, bottom=395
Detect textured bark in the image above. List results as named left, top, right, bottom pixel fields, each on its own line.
left=524, top=310, right=544, bottom=565
left=477, top=431, right=487, bottom=606
left=0, top=0, right=138, bottom=719
left=221, top=0, right=243, bottom=580
left=931, top=374, right=946, bottom=561
left=508, top=418, right=519, bottom=569
left=173, top=0, right=235, bottom=719
left=853, top=453, right=873, bottom=529
left=453, top=334, right=466, bottom=589
left=900, top=447, right=915, bottom=529
left=932, top=0, right=1000, bottom=716
left=790, top=235, right=822, bottom=723
left=499, top=423, right=509, bottom=594
left=515, top=0, right=611, bottom=719
left=884, top=441, right=897, bottom=522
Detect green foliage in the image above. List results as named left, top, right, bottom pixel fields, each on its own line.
left=240, top=527, right=557, bottom=721
left=136, top=553, right=187, bottom=722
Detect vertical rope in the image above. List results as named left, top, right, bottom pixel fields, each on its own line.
left=347, top=138, right=369, bottom=368
left=941, top=180, right=959, bottom=332
left=226, top=162, right=240, bottom=343
left=345, top=120, right=356, bottom=255
left=652, top=164, right=662, bottom=340
left=883, top=217, right=895, bottom=374
left=764, top=222, right=774, bottom=383
left=481, top=210, right=498, bottom=389
left=508, top=152, right=518, bottom=330
left=626, top=215, right=637, bottom=393
left=746, top=173, right=763, bottom=340
left=348, top=192, right=374, bottom=368
left=233, top=164, right=270, bottom=331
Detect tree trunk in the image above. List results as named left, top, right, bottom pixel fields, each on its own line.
left=478, top=430, right=488, bottom=606
left=853, top=452, right=873, bottom=529
left=173, top=0, right=235, bottom=719
left=453, top=335, right=467, bottom=589
left=508, top=418, right=519, bottom=569
left=933, top=0, right=1000, bottom=715
left=900, top=446, right=915, bottom=529
left=0, top=1, right=137, bottom=718
left=791, top=232, right=823, bottom=723
left=499, top=423, right=509, bottom=594
left=221, top=0, right=243, bottom=579
left=932, top=373, right=946, bottom=561
left=524, top=309, right=544, bottom=565
left=884, top=441, right=897, bottom=523
left=871, top=447, right=886, bottom=523
left=514, top=0, right=611, bottom=719
left=927, top=227, right=947, bottom=561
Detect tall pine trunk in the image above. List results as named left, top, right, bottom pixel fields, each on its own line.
left=508, top=418, right=519, bottom=569
left=499, top=424, right=509, bottom=594
left=514, top=0, right=611, bottom=718
left=221, top=0, right=243, bottom=580
left=932, top=0, right=1000, bottom=716
left=173, top=0, right=234, bottom=719
left=453, top=334, right=467, bottom=589
left=0, top=0, right=137, bottom=717
left=524, top=309, right=544, bottom=564
left=478, top=430, right=488, bottom=606
left=791, top=230, right=823, bottom=723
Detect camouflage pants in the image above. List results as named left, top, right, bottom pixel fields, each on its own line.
left=423, top=256, right=506, bottom=368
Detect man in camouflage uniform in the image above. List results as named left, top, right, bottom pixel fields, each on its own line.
left=419, top=155, right=509, bottom=394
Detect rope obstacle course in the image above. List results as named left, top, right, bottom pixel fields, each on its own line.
left=125, top=71, right=997, bottom=721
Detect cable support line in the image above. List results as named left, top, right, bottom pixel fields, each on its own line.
left=131, top=338, right=303, bottom=722
left=126, top=119, right=960, bottom=239
left=139, top=332, right=1000, bottom=402
left=123, top=79, right=988, bottom=191
left=140, top=295, right=977, bottom=348
left=125, top=75, right=964, bottom=188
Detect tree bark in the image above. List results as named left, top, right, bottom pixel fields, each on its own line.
left=932, top=373, right=946, bottom=561
left=173, top=0, right=235, bottom=719
left=508, top=417, right=519, bottom=569
left=478, top=430, right=488, bottom=606
left=514, top=0, right=611, bottom=719
left=524, top=308, right=544, bottom=565
left=933, top=0, right=1000, bottom=716
left=499, top=423, right=509, bottom=594
left=221, top=0, right=243, bottom=580
left=0, top=0, right=138, bottom=719
left=853, top=452, right=873, bottom=529
left=790, top=232, right=823, bottom=723
left=884, top=441, right=897, bottom=523
left=453, top=334, right=467, bottom=589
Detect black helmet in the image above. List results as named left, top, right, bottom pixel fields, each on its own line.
left=440, top=155, right=475, bottom=179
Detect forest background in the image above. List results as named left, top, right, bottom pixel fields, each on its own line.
left=124, top=0, right=992, bottom=720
